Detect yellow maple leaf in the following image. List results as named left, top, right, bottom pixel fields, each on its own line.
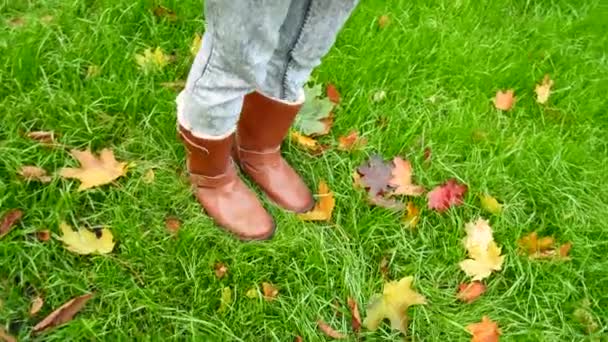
left=190, top=33, right=202, bottom=57
left=479, top=193, right=502, bottom=215
left=363, top=276, right=426, bottom=334
left=135, top=47, right=170, bottom=73
left=58, top=222, right=115, bottom=255
left=535, top=74, right=554, bottom=104
left=459, top=219, right=504, bottom=281
left=59, top=148, right=127, bottom=191
left=297, top=180, right=335, bottom=221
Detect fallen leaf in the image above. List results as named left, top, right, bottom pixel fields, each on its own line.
left=290, top=131, right=326, bottom=154
left=294, top=336, right=303, bottom=342
left=37, top=230, right=51, bottom=242
left=294, top=84, right=335, bottom=136
left=142, top=169, right=155, bottom=184
left=338, top=130, right=367, bottom=151
left=214, top=262, right=228, bottom=279
left=298, top=181, right=335, bottom=221
left=423, top=147, right=432, bottom=162
left=19, top=166, right=52, bottom=183
left=152, top=5, right=177, bottom=22
left=347, top=297, right=361, bottom=333
left=367, top=194, right=405, bottom=211
left=135, top=47, right=171, bottom=74
left=389, top=157, right=424, bottom=196
left=427, top=178, right=468, bottom=212
left=518, top=231, right=571, bottom=260
left=33, top=293, right=93, bottom=333
left=480, top=194, right=502, bottom=215
left=493, top=89, right=515, bottom=111
left=466, top=316, right=501, bottom=342
left=357, top=155, right=393, bottom=197
left=27, top=131, right=56, bottom=144
left=164, top=217, right=181, bottom=235
left=363, top=276, right=426, bottom=334
left=459, top=219, right=505, bottom=281
left=352, top=170, right=363, bottom=188
left=160, top=80, right=186, bottom=91
left=58, top=222, right=115, bottom=255
left=0, top=327, right=16, bottom=342
left=245, top=288, right=258, bottom=299
left=317, top=320, right=346, bottom=339
left=403, top=201, right=420, bottom=229
left=378, top=14, right=391, bottom=29
left=379, top=256, right=390, bottom=279
left=326, top=84, right=341, bottom=104
left=262, top=282, right=278, bottom=301
left=218, top=287, right=232, bottom=313
left=574, top=302, right=599, bottom=334
left=8, top=17, right=26, bottom=28
left=190, top=33, right=202, bottom=57
left=59, top=148, right=127, bottom=191
left=457, top=282, right=486, bottom=303
left=30, top=296, right=44, bottom=316
left=535, top=74, right=553, bottom=104
left=372, top=90, right=386, bottom=103
left=85, top=65, right=101, bottom=79
left=0, top=209, right=23, bottom=239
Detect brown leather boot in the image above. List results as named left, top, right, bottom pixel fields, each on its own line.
left=179, top=125, right=275, bottom=240
left=234, top=91, right=315, bottom=213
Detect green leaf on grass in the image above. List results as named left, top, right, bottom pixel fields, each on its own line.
left=293, top=84, right=334, bottom=136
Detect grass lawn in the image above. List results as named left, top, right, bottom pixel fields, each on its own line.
left=2, top=0, right=608, bottom=340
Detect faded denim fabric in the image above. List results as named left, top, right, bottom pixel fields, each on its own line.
left=177, top=0, right=359, bottom=137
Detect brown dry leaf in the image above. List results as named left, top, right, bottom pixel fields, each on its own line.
left=60, top=148, right=127, bottom=191
left=160, top=80, right=186, bottom=91
left=142, top=169, right=155, bottom=184
left=0, top=209, right=23, bottom=239
left=457, top=282, right=486, bottom=304
left=152, top=5, right=177, bottom=22
left=37, top=230, right=51, bottom=242
left=33, top=293, right=93, bottom=333
left=403, top=201, right=420, bottom=229
left=389, top=157, right=424, bottom=196
left=493, top=89, right=515, bottom=111
left=378, top=14, right=391, bottom=28
left=27, top=131, right=56, bottom=145
left=294, top=336, right=303, bottom=342
left=317, top=320, right=346, bottom=339
left=518, top=231, right=571, bottom=260
left=297, top=181, right=335, bottom=221
left=0, top=327, right=16, bottom=342
left=423, top=147, right=432, bottom=162
left=290, top=131, right=326, bottom=154
left=30, top=296, right=44, bottom=316
left=467, top=316, right=501, bottom=342
left=338, top=131, right=367, bottom=151
left=164, top=217, right=181, bottom=235
left=262, top=282, right=278, bottom=301
left=347, top=297, right=361, bottom=333
left=214, top=262, right=228, bottom=279
left=535, top=74, right=554, bottom=104
left=8, top=17, right=26, bottom=28
left=326, top=84, right=341, bottom=104
left=19, top=166, right=52, bottom=183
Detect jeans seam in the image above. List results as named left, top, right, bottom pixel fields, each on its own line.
left=193, top=33, right=215, bottom=89
left=280, top=0, right=313, bottom=99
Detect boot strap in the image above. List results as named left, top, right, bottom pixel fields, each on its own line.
left=236, top=146, right=281, bottom=165
left=188, top=161, right=236, bottom=188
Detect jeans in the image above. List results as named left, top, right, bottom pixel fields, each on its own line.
left=177, top=0, right=359, bottom=138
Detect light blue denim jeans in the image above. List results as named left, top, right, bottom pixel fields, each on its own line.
left=177, top=0, right=359, bottom=137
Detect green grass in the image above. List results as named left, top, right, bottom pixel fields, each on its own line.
left=1, top=0, right=608, bottom=340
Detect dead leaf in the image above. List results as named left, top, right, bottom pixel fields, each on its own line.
left=262, top=282, right=278, bottom=301
left=518, top=232, right=571, bottom=260
left=326, top=84, right=341, bottom=104
left=403, top=201, right=420, bottom=229
left=218, top=287, right=232, bottom=313
left=58, top=222, right=115, bottom=255
left=142, top=169, right=155, bottom=184
left=8, top=17, right=26, bottom=28
left=467, top=316, right=501, bottom=342
left=0, top=327, right=16, bottom=342
left=363, top=276, right=426, bottom=334
left=85, top=65, right=101, bottom=79
left=30, top=296, right=44, bottom=316
left=358, top=155, right=393, bottom=196
left=379, top=256, right=390, bottom=279
left=298, top=181, right=335, bottom=221
left=160, top=80, right=186, bottom=91
left=389, top=157, right=424, bottom=196
left=152, top=5, right=177, bottom=22
left=423, top=147, right=432, bottom=162
left=352, top=170, right=363, bottom=188
left=294, top=84, right=334, bottom=136
left=427, top=178, right=468, bottom=212
left=290, top=131, right=327, bottom=154
left=338, top=131, right=367, bottom=151
left=457, top=282, right=486, bottom=303
left=0, top=209, right=23, bottom=239
left=378, top=14, right=391, bottom=29
left=559, top=242, right=572, bottom=258
left=60, top=148, right=127, bottom=191
left=191, top=33, right=202, bottom=57
left=37, top=230, right=51, bottom=242
left=317, top=320, right=346, bottom=339
left=372, top=90, right=386, bottom=103
left=535, top=74, right=553, bottom=104
left=459, top=219, right=505, bottom=281
left=493, top=89, right=515, bottom=111
left=367, top=195, right=405, bottom=211
left=27, top=131, right=56, bottom=144
left=135, top=47, right=171, bottom=74
left=480, top=194, right=502, bottom=215
left=347, top=297, right=361, bottom=333
left=19, top=166, right=52, bottom=183
left=294, top=336, right=303, bottom=342
left=245, top=288, right=258, bottom=299
left=164, top=217, right=181, bottom=235
left=33, top=293, right=93, bottom=333
left=214, top=262, right=228, bottom=279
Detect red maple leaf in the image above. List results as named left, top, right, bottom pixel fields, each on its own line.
left=427, top=178, right=467, bottom=212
